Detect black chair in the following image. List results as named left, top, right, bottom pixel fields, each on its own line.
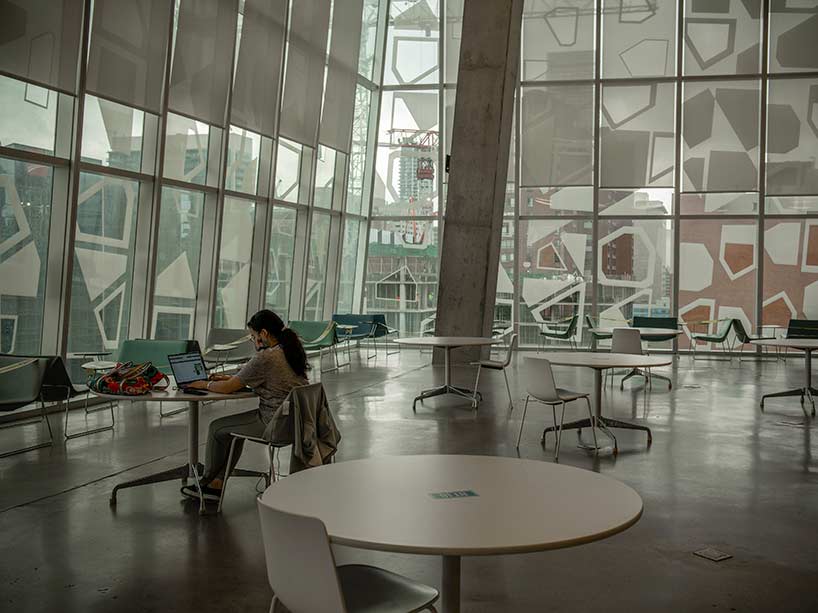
left=732, top=319, right=775, bottom=360
left=632, top=316, right=679, bottom=343
left=786, top=319, right=818, bottom=339
left=0, top=356, right=52, bottom=458
left=539, top=313, right=579, bottom=350
left=585, top=315, right=612, bottom=348
left=690, top=319, right=734, bottom=360
left=40, top=356, right=115, bottom=439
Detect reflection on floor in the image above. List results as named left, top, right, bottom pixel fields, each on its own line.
left=1, top=350, right=817, bottom=612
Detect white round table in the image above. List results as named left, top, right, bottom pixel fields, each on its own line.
left=536, top=352, right=673, bottom=453
left=752, top=338, right=818, bottom=417
left=259, top=455, right=642, bottom=613
left=93, top=381, right=254, bottom=513
left=394, top=337, right=502, bottom=409
left=81, top=360, right=119, bottom=372
left=589, top=328, right=682, bottom=388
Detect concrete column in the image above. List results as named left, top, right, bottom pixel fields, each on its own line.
left=434, top=0, right=523, bottom=362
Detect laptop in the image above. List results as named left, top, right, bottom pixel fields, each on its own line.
left=168, top=351, right=209, bottom=389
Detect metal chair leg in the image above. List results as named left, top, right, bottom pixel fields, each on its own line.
left=516, top=396, right=530, bottom=448
left=554, top=401, right=566, bottom=462
left=583, top=397, right=599, bottom=451
left=471, top=365, right=481, bottom=408
left=503, top=368, right=513, bottom=410
left=218, top=436, right=239, bottom=513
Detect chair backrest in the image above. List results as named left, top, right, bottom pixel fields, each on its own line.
left=501, top=333, right=518, bottom=367
left=731, top=318, right=751, bottom=343
left=632, top=316, right=678, bottom=330
left=786, top=319, right=818, bottom=339
left=611, top=328, right=642, bottom=355
left=584, top=314, right=595, bottom=330
left=420, top=315, right=435, bottom=335
left=715, top=318, right=734, bottom=339
left=369, top=313, right=391, bottom=338
left=524, top=357, right=559, bottom=402
left=332, top=314, right=375, bottom=337
left=0, top=356, right=49, bottom=411
left=41, top=356, right=80, bottom=401
left=566, top=313, right=578, bottom=336
left=288, top=321, right=337, bottom=347
left=117, top=339, right=195, bottom=375
left=257, top=501, right=347, bottom=613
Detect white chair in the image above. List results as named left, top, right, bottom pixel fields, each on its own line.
left=608, top=328, right=648, bottom=390
left=516, top=358, right=597, bottom=461
left=257, top=501, right=439, bottom=613
left=471, top=333, right=517, bottom=409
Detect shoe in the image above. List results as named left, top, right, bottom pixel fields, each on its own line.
left=180, top=484, right=222, bottom=503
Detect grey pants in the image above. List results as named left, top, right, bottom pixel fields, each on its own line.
left=203, top=409, right=267, bottom=483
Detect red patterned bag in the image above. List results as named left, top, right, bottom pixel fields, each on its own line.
left=87, top=361, right=169, bottom=396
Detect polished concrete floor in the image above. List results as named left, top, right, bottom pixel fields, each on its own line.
left=1, top=348, right=818, bottom=612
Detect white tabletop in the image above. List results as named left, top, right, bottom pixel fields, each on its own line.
left=591, top=327, right=682, bottom=338
left=81, top=360, right=118, bottom=371
left=91, top=378, right=255, bottom=402
left=752, top=338, right=818, bottom=350
left=259, top=455, right=642, bottom=556
left=210, top=343, right=243, bottom=351
left=395, top=336, right=501, bottom=348
left=537, top=352, right=673, bottom=370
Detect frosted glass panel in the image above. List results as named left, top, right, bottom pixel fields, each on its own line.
left=602, top=0, right=677, bottom=78
left=522, top=0, right=596, bottom=81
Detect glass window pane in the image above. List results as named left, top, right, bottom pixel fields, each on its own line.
left=597, top=219, right=674, bottom=348
left=768, top=3, right=818, bottom=73
left=305, top=212, right=332, bottom=320
left=521, top=85, right=593, bottom=187
left=444, top=0, right=464, bottom=83
left=518, top=219, right=592, bottom=348
left=0, top=158, right=53, bottom=354
left=337, top=219, right=362, bottom=313
left=763, top=219, right=818, bottom=329
left=766, top=195, right=818, bottom=214
left=364, top=219, right=441, bottom=336
left=383, top=0, right=440, bottom=86
left=67, top=173, right=139, bottom=352
left=347, top=85, right=372, bottom=214
left=599, top=188, right=674, bottom=216
left=81, top=95, right=145, bottom=172
left=679, top=219, right=756, bottom=351
left=163, top=113, right=210, bottom=185
left=681, top=192, right=758, bottom=215
left=602, top=0, right=677, bottom=78
left=520, top=186, right=593, bottom=215
left=683, top=0, right=761, bottom=76
left=682, top=80, right=760, bottom=193
left=522, top=0, right=596, bottom=81
left=766, top=77, right=818, bottom=195
left=600, top=82, right=676, bottom=188
left=152, top=187, right=205, bottom=340
left=314, top=145, right=337, bottom=209
left=359, top=0, right=382, bottom=81
left=266, top=206, right=297, bottom=321
left=0, top=75, right=58, bottom=156
left=225, top=126, right=261, bottom=195
left=215, top=197, right=255, bottom=328
left=373, top=90, right=440, bottom=216
left=496, top=220, right=515, bottom=329
left=275, top=138, right=310, bottom=204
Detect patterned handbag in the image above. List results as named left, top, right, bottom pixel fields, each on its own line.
left=87, top=361, right=169, bottom=396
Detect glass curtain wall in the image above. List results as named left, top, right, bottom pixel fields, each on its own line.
left=366, top=0, right=818, bottom=349
left=0, top=0, right=386, bottom=375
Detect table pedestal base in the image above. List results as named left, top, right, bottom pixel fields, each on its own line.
left=760, top=387, right=817, bottom=417
left=441, top=555, right=460, bottom=613
left=110, top=461, right=205, bottom=511
left=542, top=416, right=652, bottom=455
left=413, top=385, right=481, bottom=411
left=620, top=368, right=672, bottom=390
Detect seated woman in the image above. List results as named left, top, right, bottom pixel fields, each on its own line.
left=181, top=309, right=309, bottom=502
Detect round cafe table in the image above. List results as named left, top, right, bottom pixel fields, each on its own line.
left=394, top=336, right=502, bottom=409
left=92, top=381, right=254, bottom=513
left=752, top=338, right=818, bottom=417
left=589, top=327, right=682, bottom=388
left=259, top=454, right=642, bottom=613
left=537, top=352, right=673, bottom=453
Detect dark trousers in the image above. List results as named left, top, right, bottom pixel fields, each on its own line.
left=203, top=409, right=266, bottom=483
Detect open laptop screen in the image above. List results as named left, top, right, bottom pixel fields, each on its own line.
left=168, top=352, right=208, bottom=386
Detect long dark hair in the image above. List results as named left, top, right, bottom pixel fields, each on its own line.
left=246, top=310, right=310, bottom=378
